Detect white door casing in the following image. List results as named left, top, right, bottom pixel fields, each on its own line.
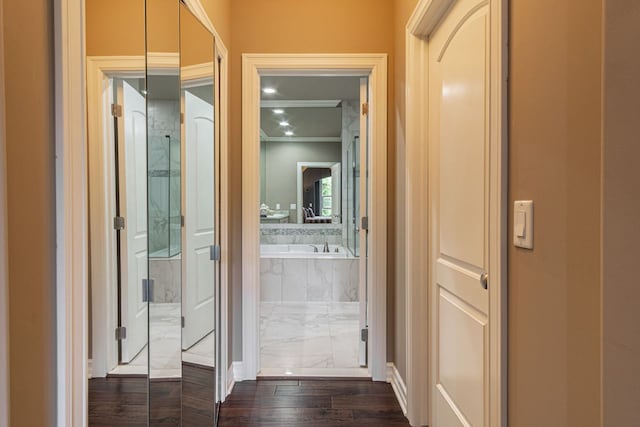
left=182, top=90, right=216, bottom=350
left=242, top=54, right=387, bottom=381
left=118, top=80, right=148, bottom=363
left=331, top=162, right=341, bottom=223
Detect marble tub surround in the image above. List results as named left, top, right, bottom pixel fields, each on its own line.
left=260, top=257, right=358, bottom=302
left=149, top=256, right=181, bottom=303
left=260, top=223, right=342, bottom=244
left=260, top=302, right=362, bottom=373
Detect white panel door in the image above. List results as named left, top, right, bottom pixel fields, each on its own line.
left=118, top=80, right=148, bottom=363
left=429, top=1, right=491, bottom=426
left=182, top=90, right=215, bottom=350
left=331, top=162, right=341, bottom=223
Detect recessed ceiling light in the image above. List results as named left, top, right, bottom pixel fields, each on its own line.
left=279, top=121, right=290, bottom=127
left=263, top=87, right=276, bottom=94
left=273, top=109, right=284, bottom=114
left=285, top=131, right=294, bottom=136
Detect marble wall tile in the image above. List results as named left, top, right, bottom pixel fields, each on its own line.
left=332, top=259, right=359, bottom=302
left=307, top=259, right=333, bottom=301
left=149, top=258, right=181, bottom=303
left=260, top=258, right=283, bottom=301
left=282, top=259, right=308, bottom=301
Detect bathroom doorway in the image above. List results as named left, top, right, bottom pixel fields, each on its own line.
left=242, top=54, right=388, bottom=381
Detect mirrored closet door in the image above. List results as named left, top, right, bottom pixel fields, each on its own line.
left=87, top=0, right=222, bottom=424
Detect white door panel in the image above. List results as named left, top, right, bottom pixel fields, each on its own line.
left=183, top=90, right=215, bottom=350
left=429, top=1, right=490, bottom=426
left=118, top=80, right=148, bottom=363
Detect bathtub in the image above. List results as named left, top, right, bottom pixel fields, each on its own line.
left=260, top=244, right=352, bottom=259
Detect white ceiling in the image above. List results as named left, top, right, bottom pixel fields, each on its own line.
left=260, top=76, right=360, bottom=142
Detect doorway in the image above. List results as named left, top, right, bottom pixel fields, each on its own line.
left=241, top=54, right=388, bottom=381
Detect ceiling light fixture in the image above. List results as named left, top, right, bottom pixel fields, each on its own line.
left=273, top=109, right=284, bottom=114
left=285, top=131, right=294, bottom=136
left=279, top=121, right=289, bottom=127
left=262, top=87, right=276, bottom=94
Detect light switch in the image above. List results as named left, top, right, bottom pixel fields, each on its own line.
left=514, top=200, right=533, bottom=249
left=290, top=203, right=296, bottom=210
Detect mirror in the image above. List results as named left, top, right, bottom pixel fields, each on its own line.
left=179, top=3, right=219, bottom=423
left=86, top=0, right=149, bottom=423
left=86, top=0, right=221, bottom=424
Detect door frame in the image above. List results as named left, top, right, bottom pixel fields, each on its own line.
left=54, top=0, right=230, bottom=423
left=87, top=54, right=178, bottom=378
left=404, top=0, right=508, bottom=425
left=241, top=53, right=388, bottom=381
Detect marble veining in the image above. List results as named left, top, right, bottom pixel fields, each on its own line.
left=260, top=302, right=361, bottom=370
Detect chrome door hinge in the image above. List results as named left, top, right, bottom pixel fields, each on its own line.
left=180, top=112, right=184, bottom=124
left=142, top=278, right=154, bottom=302
left=111, top=103, right=122, bottom=117
left=113, top=216, right=125, bottom=231
left=361, top=327, right=369, bottom=343
left=181, top=316, right=185, bottom=328
left=362, top=102, right=369, bottom=115
left=210, top=244, right=221, bottom=261
left=181, top=215, right=185, bottom=227
left=361, top=216, right=369, bottom=231
left=115, top=326, right=127, bottom=341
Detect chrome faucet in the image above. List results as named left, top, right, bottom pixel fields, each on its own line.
left=323, top=242, right=330, bottom=253
left=309, top=245, right=319, bottom=253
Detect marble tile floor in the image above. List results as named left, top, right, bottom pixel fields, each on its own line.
left=259, top=301, right=368, bottom=377
left=109, top=303, right=215, bottom=378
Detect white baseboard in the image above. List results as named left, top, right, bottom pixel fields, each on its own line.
left=88, top=359, right=93, bottom=380
left=387, top=363, right=407, bottom=415
left=227, top=361, right=244, bottom=395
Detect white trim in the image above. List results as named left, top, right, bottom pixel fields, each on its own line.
left=386, top=363, right=408, bottom=415
left=232, top=361, right=244, bottom=383
left=295, top=161, right=339, bottom=223
left=0, top=0, right=9, bottom=421
left=181, top=61, right=215, bottom=86
left=226, top=363, right=236, bottom=397
left=261, top=100, right=342, bottom=108
left=262, top=136, right=342, bottom=143
left=405, top=0, right=508, bottom=426
left=214, top=40, right=231, bottom=403
left=55, top=0, right=87, bottom=425
left=242, top=53, right=388, bottom=381
left=87, top=359, right=93, bottom=380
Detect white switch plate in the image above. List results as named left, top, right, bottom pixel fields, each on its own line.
left=290, top=203, right=296, bottom=210
left=514, top=200, right=533, bottom=249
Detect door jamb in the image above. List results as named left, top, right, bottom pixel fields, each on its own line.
left=241, top=53, right=388, bottom=381
left=404, top=0, right=508, bottom=426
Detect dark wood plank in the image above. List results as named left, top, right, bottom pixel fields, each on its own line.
left=218, top=378, right=410, bottom=426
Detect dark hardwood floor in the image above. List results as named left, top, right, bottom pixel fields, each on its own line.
left=89, top=363, right=216, bottom=426
left=218, top=378, right=411, bottom=426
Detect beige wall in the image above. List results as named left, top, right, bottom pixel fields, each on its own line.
left=229, top=0, right=396, bottom=361
left=4, top=0, right=57, bottom=424
left=393, top=0, right=418, bottom=383
left=509, top=0, right=602, bottom=426
left=602, top=1, right=640, bottom=425
left=201, top=0, right=231, bottom=48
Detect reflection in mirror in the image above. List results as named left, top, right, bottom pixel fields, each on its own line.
left=86, top=0, right=149, bottom=424
left=180, top=3, right=219, bottom=423
left=146, top=0, right=183, bottom=423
